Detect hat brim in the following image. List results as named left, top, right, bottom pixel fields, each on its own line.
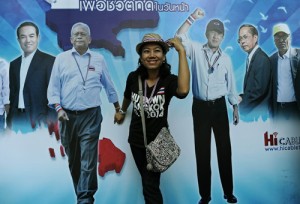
left=206, top=28, right=224, bottom=35
left=136, top=41, right=169, bottom=54
left=273, top=30, right=290, bottom=36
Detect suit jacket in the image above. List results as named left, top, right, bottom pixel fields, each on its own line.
left=270, top=48, right=300, bottom=112
left=7, top=49, right=56, bottom=129
left=239, top=47, right=272, bottom=118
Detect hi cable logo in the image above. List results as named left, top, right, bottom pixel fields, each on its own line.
left=264, top=132, right=300, bottom=152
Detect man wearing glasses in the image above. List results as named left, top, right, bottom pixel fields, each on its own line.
left=237, top=24, right=271, bottom=120
left=47, top=22, right=120, bottom=203
left=270, top=23, right=300, bottom=122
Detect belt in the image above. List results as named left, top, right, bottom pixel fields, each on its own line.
left=64, top=107, right=97, bottom=115
left=194, top=96, right=225, bottom=106
left=18, top=108, right=26, bottom=113
left=277, top=102, right=297, bottom=108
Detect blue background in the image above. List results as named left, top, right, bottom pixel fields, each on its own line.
left=0, top=0, right=300, bottom=204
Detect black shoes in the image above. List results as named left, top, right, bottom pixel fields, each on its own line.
left=224, top=195, right=237, bottom=203
left=198, top=195, right=237, bottom=203
left=198, top=197, right=211, bottom=204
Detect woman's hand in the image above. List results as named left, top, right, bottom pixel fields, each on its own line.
left=166, top=37, right=185, bottom=53
left=114, top=112, right=126, bottom=124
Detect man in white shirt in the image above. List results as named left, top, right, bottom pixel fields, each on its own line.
left=270, top=23, right=300, bottom=121
left=0, top=58, right=10, bottom=133
left=175, top=8, right=238, bottom=204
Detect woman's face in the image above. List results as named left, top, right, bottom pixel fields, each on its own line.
left=140, top=43, right=166, bottom=70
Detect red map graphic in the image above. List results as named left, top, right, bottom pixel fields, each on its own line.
left=98, top=137, right=126, bottom=177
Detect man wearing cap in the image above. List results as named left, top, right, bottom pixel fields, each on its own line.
left=47, top=22, right=120, bottom=203
left=237, top=24, right=272, bottom=120
left=270, top=23, right=300, bottom=121
left=175, top=8, right=239, bottom=204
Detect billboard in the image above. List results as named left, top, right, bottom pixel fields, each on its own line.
left=0, top=0, right=299, bottom=203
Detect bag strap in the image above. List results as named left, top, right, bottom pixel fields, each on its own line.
left=138, top=75, right=148, bottom=147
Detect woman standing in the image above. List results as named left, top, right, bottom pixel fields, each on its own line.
left=114, top=33, right=190, bottom=204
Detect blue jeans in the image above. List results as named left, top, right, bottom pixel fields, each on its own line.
left=60, top=107, right=102, bottom=204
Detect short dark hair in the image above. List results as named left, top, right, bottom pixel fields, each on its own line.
left=17, top=21, right=39, bottom=39
left=239, top=24, right=258, bottom=37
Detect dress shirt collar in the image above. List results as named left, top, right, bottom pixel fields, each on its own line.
left=278, top=47, right=291, bottom=59
left=22, top=49, right=36, bottom=60
left=248, top=45, right=259, bottom=62
left=71, top=47, right=92, bottom=56
left=202, top=43, right=222, bottom=55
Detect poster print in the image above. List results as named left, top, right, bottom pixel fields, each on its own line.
left=0, top=0, right=299, bottom=203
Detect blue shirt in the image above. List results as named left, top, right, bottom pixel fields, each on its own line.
left=0, top=58, right=9, bottom=115
left=176, top=33, right=238, bottom=105
left=277, top=48, right=296, bottom=102
left=47, top=48, right=118, bottom=110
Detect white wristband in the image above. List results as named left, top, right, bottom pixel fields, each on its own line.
left=119, top=109, right=126, bottom=115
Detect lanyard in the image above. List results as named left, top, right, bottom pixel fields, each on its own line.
left=144, top=78, right=159, bottom=104
left=72, top=53, right=91, bottom=87
left=203, top=49, right=221, bottom=74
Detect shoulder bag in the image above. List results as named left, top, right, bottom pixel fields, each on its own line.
left=138, top=75, right=180, bottom=172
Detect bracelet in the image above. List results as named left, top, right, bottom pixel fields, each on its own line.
left=55, top=104, right=63, bottom=113
left=187, top=15, right=195, bottom=25
left=186, top=19, right=192, bottom=25
left=119, top=109, right=126, bottom=115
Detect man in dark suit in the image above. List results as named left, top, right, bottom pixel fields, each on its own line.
left=237, top=24, right=272, bottom=121
left=270, top=23, right=300, bottom=122
left=7, top=21, right=56, bottom=133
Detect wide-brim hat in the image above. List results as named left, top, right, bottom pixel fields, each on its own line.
left=136, top=33, right=169, bottom=54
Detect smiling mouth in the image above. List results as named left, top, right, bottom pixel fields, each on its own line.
left=144, top=59, right=160, bottom=66
left=146, top=58, right=158, bottom=62
left=149, top=60, right=159, bottom=63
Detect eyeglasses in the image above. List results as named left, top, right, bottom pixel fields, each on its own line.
left=274, top=35, right=289, bottom=42
left=237, top=35, right=250, bottom=43
left=72, top=32, right=88, bottom=37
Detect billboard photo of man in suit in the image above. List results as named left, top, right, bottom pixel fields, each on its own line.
left=7, top=21, right=56, bottom=133
left=237, top=24, right=272, bottom=121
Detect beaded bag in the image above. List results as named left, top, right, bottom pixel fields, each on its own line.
left=138, top=76, right=180, bottom=172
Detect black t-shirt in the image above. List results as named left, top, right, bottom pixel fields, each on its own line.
left=124, top=71, right=185, bottom=147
